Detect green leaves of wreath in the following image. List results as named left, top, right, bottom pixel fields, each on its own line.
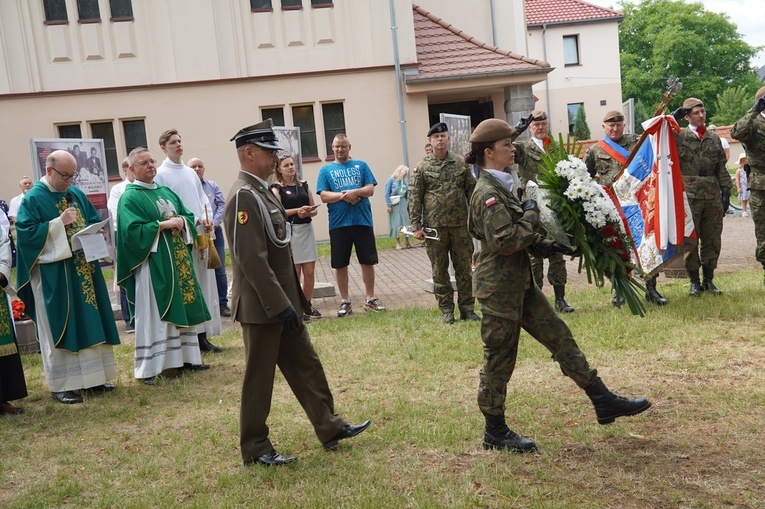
left=536, top=134, right=647, bottom=317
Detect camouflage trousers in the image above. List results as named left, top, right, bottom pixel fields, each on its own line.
left=530, top=223, right=567, bottom=288
left=477, top=285, right=597, bottom=416
left=425, top=226, right=474, bottom=314
left=684, top=197, right=724, bottom=272
left=530, top=252, right=567, bottom=288
left=749, top=189, right=765, bottom=268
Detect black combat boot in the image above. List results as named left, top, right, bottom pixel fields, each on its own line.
left=482, top=413, right=538, bottom=453
left=553, top=285, right=574, bottom=313
left=688, top=270, right=703, bottom=297
left=584, top=378, right=652, bottom=425
left=644, top=276, right=667, bottom=305
left=199, top=332, right=222, bottom=353
left=701, top=266, right=722, bottom=294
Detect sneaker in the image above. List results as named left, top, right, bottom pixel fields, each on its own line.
left=337, top=300, right=353, bottom=318
left=309, top=306, right=322, bottom=318
left=219, top=304, right=232, bottom=317
left=743, top=211, right=750, bottom=217
left=363, top=298, right=385, bottom=312
left=302, top=314, right=312, bottom=322
left=125, top=325, right=135, bottom=333
left=442, top=312, right=455, bottom=324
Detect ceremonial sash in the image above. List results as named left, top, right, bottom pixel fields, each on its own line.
left=598, top=137, right=630, bottom=165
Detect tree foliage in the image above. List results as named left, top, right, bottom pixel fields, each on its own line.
left=618, top=0, right=761, bottom=126
left=573, top=106, right=591, bottom=140
left=709, top=86, right=754, bottom=126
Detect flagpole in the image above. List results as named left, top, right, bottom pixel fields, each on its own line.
left=613, top=78, right=683, bottom=182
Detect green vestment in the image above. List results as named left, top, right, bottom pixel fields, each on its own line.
left=15, top=182, right=121, bottom=352
left=116, top=183, right=211, bottom=328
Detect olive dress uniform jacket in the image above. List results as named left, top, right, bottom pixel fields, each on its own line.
left=223, top=170, right=343, bottom=462
left=224, top=171, right=309, bottom=323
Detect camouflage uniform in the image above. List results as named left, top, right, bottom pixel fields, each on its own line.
left=468, top=170, right=597, bottom=416
left=513, top=138, right=567, bottom=289
left=583, top=133, right=639, bottom=188
left=674, top=128, right=731, bottom=272
left=730, top=108, right=765, bottom=269
left=409, top=152, right=476, bottom=315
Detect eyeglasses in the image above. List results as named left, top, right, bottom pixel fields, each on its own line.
left=50, top=166, right=78, bottom=181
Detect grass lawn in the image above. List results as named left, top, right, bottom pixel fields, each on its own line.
left=2, top=270, right=764, bottom=508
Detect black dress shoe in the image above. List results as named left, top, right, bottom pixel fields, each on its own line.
left=244, top=450, right=296, bottom=467
left=84, top=383, right=116, bottom=393
left=182, top=363, right=211, bottom=371
left=142, top=377, right=156, bottom=385
left=51, top=391, right=83, bottom=404
left=323, top=420, right=371, bottom=449
left=0, top=401, right=24, bottom=415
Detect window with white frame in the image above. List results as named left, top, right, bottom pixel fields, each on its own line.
left=563, top=35, right=580, bottom=66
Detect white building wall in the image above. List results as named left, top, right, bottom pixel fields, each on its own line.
left=527, top=21, right=623, bottom=137
left=0, top=0, right=418, bottom=93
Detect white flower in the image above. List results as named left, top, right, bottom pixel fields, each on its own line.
left=554, top=156, right=623, bottom=230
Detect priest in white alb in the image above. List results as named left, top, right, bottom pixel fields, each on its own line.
left=117, top=148, right=211, bottom=384
left=154, top=128, right=222, bottom=353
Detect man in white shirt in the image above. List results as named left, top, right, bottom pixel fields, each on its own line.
left=8, top=176, right=33, bottom=223
left=154, top=129, right=222, bottom=354
left=107, top=158, right=134, bottom=332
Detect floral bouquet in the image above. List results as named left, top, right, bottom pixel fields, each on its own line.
left=12, top=299, right=27, bottom=321
left=534, top=135, right=647, bottom=317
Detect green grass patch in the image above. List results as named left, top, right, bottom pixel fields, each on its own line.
left=2, top=271, right=765, bottom=507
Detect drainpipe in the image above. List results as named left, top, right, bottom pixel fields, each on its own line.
left=389, top=0, right=409, bottom=167
left=542, top=23, right=551, bottom=116
left=489, top=0, right=498, bottom=47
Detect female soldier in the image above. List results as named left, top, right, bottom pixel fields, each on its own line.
left=466, top=118, right=651, bottom=452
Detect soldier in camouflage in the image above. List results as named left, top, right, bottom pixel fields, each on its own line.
left=730, top=86, right=765, bottom=284
left=465, top=118, right=651, bottom=453
left=584, top=110, right=668, bottom=306
left=672, top=98, right=731, bottom=296
left=409, top=122, right=480, bottom=324
left=513, top=110, right=574, bottom=313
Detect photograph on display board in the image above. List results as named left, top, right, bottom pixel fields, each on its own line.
left=274, top=127, right=303, bottom=179
left=439, top=113, right=472, bottom=161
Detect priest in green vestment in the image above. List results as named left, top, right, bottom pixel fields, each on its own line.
left=15, top=150, right=120, bottom=404
left=116, top=147, right=211, bottom=382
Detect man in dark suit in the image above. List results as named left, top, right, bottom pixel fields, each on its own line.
left=223, top=119, right=370, bottom=467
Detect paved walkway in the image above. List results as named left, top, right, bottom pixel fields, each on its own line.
left=309, top=215, right=758, bottom=317
left=112, top=215, right=757, bottom=335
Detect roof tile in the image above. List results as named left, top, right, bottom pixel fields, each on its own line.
left=525, top=0, right=623, bottom=26
left=410, top=4, right=549, bottom=82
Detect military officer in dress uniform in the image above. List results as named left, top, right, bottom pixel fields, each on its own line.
left=223, top=119, right=370, bottom=467
left=513, top=110, right=575, bottom=313
left=672, top=98, right=731, bottom=296
left=731, top=86, right=765, bottom=284
left=466, top=118, right=651, bottom=453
